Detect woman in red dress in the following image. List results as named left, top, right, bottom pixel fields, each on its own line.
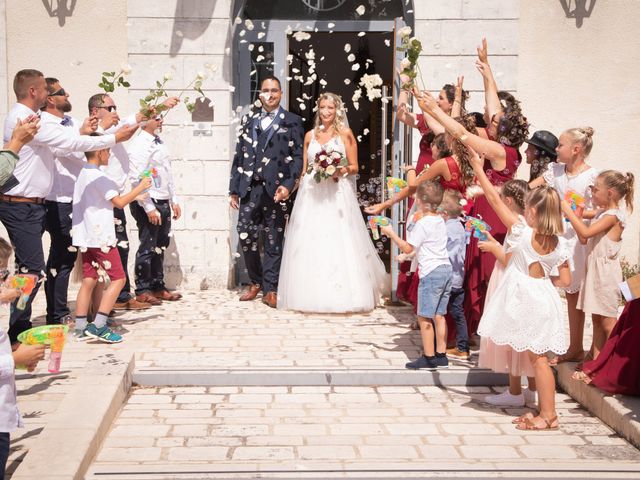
left=579, top=299, right=640, bottom=395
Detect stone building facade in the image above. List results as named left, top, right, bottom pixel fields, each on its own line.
left=1, top=0, right=638, bottom=289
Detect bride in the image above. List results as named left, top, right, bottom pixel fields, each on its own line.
left=277, top=92, right=388, bottom=313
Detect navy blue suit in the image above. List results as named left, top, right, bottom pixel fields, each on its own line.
left=229, top=107, right=304, bottom=293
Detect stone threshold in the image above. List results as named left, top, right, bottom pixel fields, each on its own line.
left=10, top=352, right=136, bottom=480
left=556, top=362, right=640, bottom=449
left=133, top=366, right=509, bottom=387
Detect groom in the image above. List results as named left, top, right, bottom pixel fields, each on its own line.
left=229, top=76, right=304, bottom=308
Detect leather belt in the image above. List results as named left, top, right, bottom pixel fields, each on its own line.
left=0, top=194, right=45, bottom=205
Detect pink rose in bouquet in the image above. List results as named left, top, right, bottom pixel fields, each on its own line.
left=307, top=144, right=348, bottom=183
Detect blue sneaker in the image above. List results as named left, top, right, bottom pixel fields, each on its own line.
left=84, top=324, right=123, bottom=343
left=434, top=353, right=449, bottom=369
left=73, top=328, right=90, bottom=342
left=405, top=355, right=437, bottom=370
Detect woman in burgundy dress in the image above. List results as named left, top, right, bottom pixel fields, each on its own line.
left=579, top=299, right=640, bottom=395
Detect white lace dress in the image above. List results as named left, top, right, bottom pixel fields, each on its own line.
left=477, top=224, right=571, bottom=355
left=277, top=133, right=388, bottom=313
left=543, top=163, right=599, bottom=293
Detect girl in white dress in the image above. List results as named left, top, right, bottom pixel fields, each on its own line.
left=530, top=127, right=598, bottom=365
left=478, top=185, right=572, bottom=430
left=277, top=93, right=388, bottom=313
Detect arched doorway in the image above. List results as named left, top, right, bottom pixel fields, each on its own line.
left=230, top=0, right=414, bottom=291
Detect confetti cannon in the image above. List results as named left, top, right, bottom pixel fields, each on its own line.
left=139, top=167, right=159, bottom=187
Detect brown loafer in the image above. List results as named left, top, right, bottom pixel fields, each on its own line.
left=262, top=291, right=277, bottom=308
left=239, top=284, right=261, bottom=301
left=136, top=292, right=162, bottom=306
left=152, top=289, right=182, bottom=301
left=113, top=298, right=152, bottom=310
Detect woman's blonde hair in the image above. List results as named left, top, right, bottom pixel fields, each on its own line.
left=598, top=170, right=635, bottom=213
left=314, top=92, right=347, bottom=135
left=563, top=126, right=595, bottom=157
left=525, top=186, right=564, bottom=236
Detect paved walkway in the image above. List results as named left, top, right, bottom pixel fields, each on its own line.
left=5, top=289, right=636, bottom=480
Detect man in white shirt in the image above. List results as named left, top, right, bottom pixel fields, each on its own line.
left=0, top=69, right=139, bottom=343
left=42, top=77, right=102, bottom=326
left=127, top=117, right=182, bottom=303
left=87, top=92, right=179, bottom=309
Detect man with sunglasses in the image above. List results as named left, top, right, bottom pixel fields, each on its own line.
left=0, top=69, right=139, bottom=343
left=41, top=77, right=100, bottom=327
left=87, top=92, right=179, bottom=310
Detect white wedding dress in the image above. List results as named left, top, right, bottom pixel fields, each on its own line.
left=277, top=132, right=389, bottom=313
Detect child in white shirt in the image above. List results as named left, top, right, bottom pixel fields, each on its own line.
left=381, top=181, right=452, bottom=370
left=72, top=133, right=150, bottom=343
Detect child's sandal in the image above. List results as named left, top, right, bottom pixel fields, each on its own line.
left=515, top=415, right=559, bottom=431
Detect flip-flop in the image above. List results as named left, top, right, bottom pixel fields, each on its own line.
left=515, top=415, right=559, bottom=431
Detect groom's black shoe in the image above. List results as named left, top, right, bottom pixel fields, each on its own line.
left=262, top=291, right=277, bottom=308
left=240, top=284, right=261, bottom=301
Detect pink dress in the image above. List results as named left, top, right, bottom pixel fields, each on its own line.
left=478, top=216, right=535, bottom=377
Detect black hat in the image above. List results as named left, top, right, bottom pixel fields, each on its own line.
left=525, top=130, right=558, bottom=157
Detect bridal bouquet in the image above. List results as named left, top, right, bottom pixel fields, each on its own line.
left=307, top=144, right=348, bottom=183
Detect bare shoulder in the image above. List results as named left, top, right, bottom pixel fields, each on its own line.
left=340, top=128, right=356, bottom=144
left=304, top=130, right=313, bottom=142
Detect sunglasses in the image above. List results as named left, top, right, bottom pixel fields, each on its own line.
left=96, top=105, right=117, bottom=112
left=48, top=88, right=67, bottom=97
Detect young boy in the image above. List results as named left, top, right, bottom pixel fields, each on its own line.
left=381, top=181, right=452, bottom=370
left=1, top=238, right=46, bottom=479
left=440, top=190, right=470, bottom=360
left=72, top=133, right=150, bottom=343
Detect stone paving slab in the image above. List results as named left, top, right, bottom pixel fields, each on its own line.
left=0, top=287, right=605, bottom=479
left=87, top=386, right=640, bottom=479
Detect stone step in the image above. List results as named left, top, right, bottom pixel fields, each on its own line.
left=133, top=366, right=510, bottom=387
left=87, top=386, right=640, bottom=480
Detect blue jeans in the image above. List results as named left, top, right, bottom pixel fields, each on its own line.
left=448, top=287, right=469, bottom=352
left=417, top=264, right=453, bottom=319
left=0, top=432, right=9, bottom=480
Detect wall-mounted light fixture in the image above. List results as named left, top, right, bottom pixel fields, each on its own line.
left=559, top=0, right=597, bottom=28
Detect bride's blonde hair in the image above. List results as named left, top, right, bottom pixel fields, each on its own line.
left=314, top=92, right=347, bottom=136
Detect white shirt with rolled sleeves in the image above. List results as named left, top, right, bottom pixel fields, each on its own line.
left=71, top=164, right=119, bottom=248
left=127, top=130, right=179, bottom=213
left=2, top=103, right=116, bottom=199
left=0, top=329, right=22, bottom=433
left=98, top=114, right=137, bottom=194
left=42, top=113, right=86, bottom=203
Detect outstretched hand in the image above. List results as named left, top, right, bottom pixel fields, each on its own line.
left=364, top=203, right=386, bottom=216
left=412, top=87, right=437, bottom=113
left=466, top=145, right=485, bottom=170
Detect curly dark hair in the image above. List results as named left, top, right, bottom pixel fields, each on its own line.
left=496, top=91, right=529, bottom=149
left=451, top=114, right=478, bottom=188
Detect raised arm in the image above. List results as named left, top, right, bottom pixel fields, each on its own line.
left=451, top=76, right=464, bottom=119
left=468, top=146, right=519, bottom=230
left=414, top=88, right=507, bottom=171
left=476, top=38, right=501, bottom=121
left=363, top=159, right=448, bottom=215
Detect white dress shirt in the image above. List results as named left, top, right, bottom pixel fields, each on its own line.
left=260, top=107, right=280, bottom=131
left=0, top=328, right=22, bottom=433
left=43, top=113, right=86, bottom=203
left=2, top=103, right=116, bottom=199
left=127, top=130, right=179, bottom=213
left=98, top=114, right=137, bottom=194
